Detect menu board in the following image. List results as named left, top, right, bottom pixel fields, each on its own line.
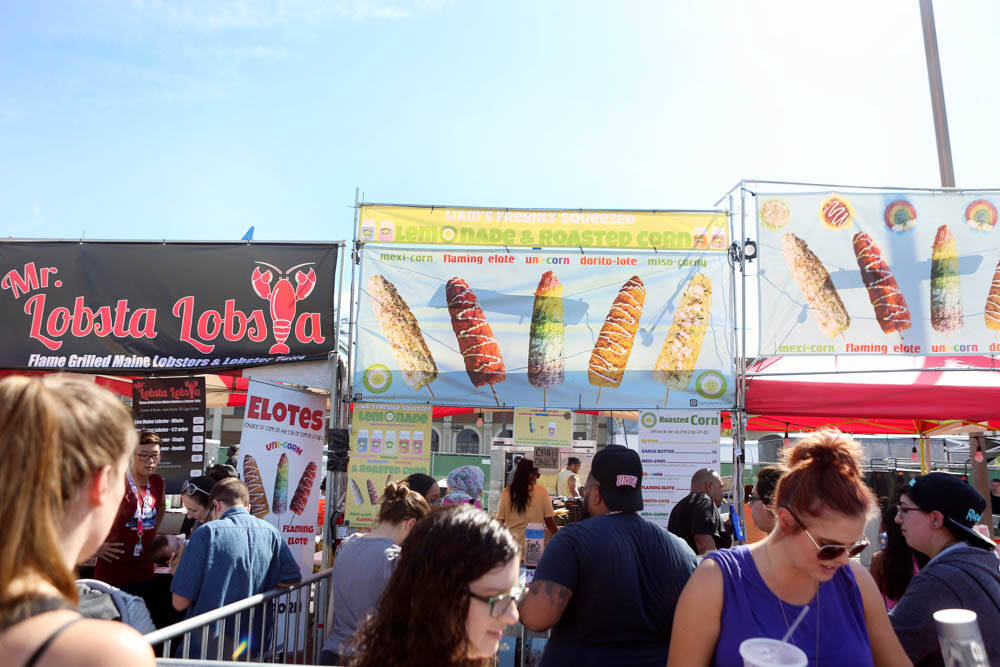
left=637, top=409, right=721, bottom=528
left=346, top=403, right=432, bottom=531
left=132, top=377, right=206, bottom=494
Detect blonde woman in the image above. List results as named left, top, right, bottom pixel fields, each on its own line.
left=0, top=374, right=154, bottom=666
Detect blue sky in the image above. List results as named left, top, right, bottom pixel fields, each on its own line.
left=2, top=0, right=999, bottom=242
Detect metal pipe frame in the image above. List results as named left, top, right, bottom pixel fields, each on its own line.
left=144, top=569, right=332, bottom=663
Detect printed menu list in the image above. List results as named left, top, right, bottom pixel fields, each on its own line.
left=132, top=376, right=207, bottom=494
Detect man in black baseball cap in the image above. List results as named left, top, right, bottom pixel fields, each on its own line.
left=519, top=446, right=697, bottom=666
left=891, top=472, right=1000, bottom=666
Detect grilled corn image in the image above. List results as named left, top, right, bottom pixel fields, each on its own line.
left=986, top=259, right=1000, bottom=331
left=367, top=274, right=438, bottom=391
left=588, top=276, right=645, bottom=389
left=528, top=271, right=565, bottom=389
left=852, top=232, right=911, bottom=334
left=653, top=273, right=712, bottom=391
left=242, top=454, right=270, bottom=519
left=781, top=233, right=850, bottom=337
left=931, top=225, right=963, bottom=333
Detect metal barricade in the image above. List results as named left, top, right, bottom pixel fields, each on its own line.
left=145, top=569, right=332, bottom=664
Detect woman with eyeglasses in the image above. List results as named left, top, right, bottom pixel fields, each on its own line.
left=669, top=430, right=910, bottom=666
left=178, top=464, right=240, bottom=536
left=320, top=481, right=431, bottom=666
left=748, top=464, right=787, bottom=535
left=352, top=504, right=521, bottom=667
left=93, top=429, right=166, bottom=612
left=404, top=472, right=442, bottom=505
left=889, top=473, right=1000, bottom=666
left=867, top=506, right=927, bottom=611
left=0, top=375, right=154, bottom=666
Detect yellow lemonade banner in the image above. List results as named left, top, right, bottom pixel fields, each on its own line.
left=359, top=204, right=729, bottom=251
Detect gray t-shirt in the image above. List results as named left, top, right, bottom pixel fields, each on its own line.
left=323, top=535, right=400, bottom=656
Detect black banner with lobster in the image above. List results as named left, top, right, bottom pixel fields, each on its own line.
left=0, top=241, right=339, bottom=372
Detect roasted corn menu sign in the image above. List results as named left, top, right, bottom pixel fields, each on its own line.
left=359, top=204, right=728, bottom=250
left=354, top=246, right=734, bottom=409
left=0, top=241, right=338, bottom=371
left=756, top=191, right=1000, bottom=356
left=347, top=403, right=432, bottom=530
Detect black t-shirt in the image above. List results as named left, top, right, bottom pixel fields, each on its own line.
left=532, top=512, right=698, bottom=667
left=666, top=492, right=731, bottom=552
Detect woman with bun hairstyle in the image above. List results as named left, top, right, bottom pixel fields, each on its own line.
left=352, top=504, right=521, bottom=667
left=319, top=482, right=430, bottom=666
left=0, top=375, right=154, bottom=666
left=668, top=430, right=910, bottom=666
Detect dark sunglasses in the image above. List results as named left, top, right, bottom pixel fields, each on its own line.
left=181, top=479, right=210, bottom=497
left=788, top=510, right=869, bottom=560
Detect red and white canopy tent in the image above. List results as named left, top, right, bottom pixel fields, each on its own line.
left=742, top=355, right=1000, bottom=436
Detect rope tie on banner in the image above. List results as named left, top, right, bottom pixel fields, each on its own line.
left=579, top=245, right=585, bottom=255
left=504, top=245, right=511, bottom=255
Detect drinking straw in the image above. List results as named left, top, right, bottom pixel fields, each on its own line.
left=780, top=605, right=810, bottom=643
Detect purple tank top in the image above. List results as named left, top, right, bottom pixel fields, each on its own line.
left=707, top=546, right=873, bottom=667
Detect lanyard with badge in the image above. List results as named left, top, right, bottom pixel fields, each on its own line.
left=127, top=472, right=154, bottom=557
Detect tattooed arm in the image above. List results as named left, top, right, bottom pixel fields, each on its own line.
left=518, top=579, right=574, bottom=631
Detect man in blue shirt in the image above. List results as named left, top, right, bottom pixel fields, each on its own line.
left=171, top=478, right=301, bottom=657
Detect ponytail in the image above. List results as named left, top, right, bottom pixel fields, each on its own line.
left=377, top=481, right=431, bottom=525
left=775, top=429, right=876, bottom=521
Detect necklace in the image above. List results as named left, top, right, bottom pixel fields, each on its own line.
left=764, top=543, right=820, bottom=665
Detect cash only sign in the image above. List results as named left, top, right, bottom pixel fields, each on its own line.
left=0, top=241, right=338, bottom=371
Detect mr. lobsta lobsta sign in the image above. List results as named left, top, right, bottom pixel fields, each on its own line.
left=0, top=241, right=339, bottom=372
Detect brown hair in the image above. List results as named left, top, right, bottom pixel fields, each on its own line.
left=378, top=481, right=431, bottom=525
left=754, top=464, right=788, bottom=507
left=0, top=374, right=136, bottom=610
left=352, top=505, right=519, bottom=667
left=210, top=478, right=250, bottom=508
left=138, top=430, right=162, bottom=447
left=774, top=429, right=876, bottom=521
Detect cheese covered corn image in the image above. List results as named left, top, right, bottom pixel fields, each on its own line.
left=368, top=274, right=438, bottom=391
left=781, top=233, right=850, bottom=337
left=653, top=273, right=712, bottom=391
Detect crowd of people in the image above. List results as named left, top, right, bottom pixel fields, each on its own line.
left=1, top=373, right=999, bottom=666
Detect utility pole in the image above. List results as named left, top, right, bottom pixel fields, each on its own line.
left=919, top=0, right=955, bottom=188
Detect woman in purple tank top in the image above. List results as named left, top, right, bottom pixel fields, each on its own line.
left=668, top=431, right=911, bottom=666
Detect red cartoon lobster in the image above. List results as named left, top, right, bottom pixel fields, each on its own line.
left=251, top=262, right=317, bottom=354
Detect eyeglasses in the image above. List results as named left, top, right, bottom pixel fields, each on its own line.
left=136, top=452, right=161, bottom=462
left=896, top=504, right=926, bottom=516
left=468, top=586, right=524, bottom=618
left=747, top=493, right=766, bottom=504
left=787, top=510, right=869, bottom=560
left=181, top=479, right=210, bottom=497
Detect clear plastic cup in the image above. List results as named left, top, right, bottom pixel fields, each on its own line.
left=739, top=638, right=808, bottom=667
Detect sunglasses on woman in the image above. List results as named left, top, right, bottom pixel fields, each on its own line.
left=788, top=510, right=869, bottom=560
left=181, top=479, right=210, bottom=497
left=468, top=586, right=525, bottom=618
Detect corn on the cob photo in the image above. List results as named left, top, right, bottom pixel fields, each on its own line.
left=930, top=225, right=963, bottom=334
left=588, top=275, right=645, bottom=389
left=985, top=259, right=1000, bottom=331
left=367, top=274, right=438, bottom=391
left=528, top=271, right=565, bottom=389
left=653, top=273, right=711, bottom=391
left=852, top=232, right=911, bottom=334
left=781, top=233, right=850, bottom=337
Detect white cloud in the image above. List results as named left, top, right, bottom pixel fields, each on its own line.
left=33, top=204, right=40, bottom=218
